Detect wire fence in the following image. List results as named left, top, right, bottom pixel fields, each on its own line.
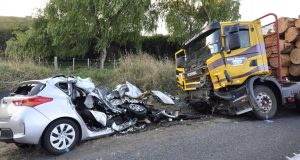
left=44, top=57, right=119, bottom=71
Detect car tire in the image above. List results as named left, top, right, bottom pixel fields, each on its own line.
left=252, top=85, right=277, bottom=120
left=42, top=119, right=80, bottom=155
left=127, top=104, right=148, bottom=119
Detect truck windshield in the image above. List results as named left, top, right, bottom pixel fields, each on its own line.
left=184, top=29, right=221, bottom=64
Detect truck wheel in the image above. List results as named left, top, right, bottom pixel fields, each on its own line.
left=253, top=85, right=277, bottom=120
left=42, top=119, right=80, bottom=155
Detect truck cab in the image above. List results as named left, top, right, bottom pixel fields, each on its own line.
left=176, top=13, right=300, bottom=119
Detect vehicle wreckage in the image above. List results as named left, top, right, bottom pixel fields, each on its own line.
left=0, top=75, right=180, bottom=155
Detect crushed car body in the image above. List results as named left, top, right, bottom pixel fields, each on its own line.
left=0, top=75, right=179, bottom=155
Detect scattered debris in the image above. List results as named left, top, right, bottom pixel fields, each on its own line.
left=73, top=77, right=183, bottom=133
left=264, top=119, right=274, bottom=124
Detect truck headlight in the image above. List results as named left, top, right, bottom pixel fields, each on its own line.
left=179, top=73, right=185, bottom=79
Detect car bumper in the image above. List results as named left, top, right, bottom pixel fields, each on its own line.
left=0, top=107, right=50, bottom=144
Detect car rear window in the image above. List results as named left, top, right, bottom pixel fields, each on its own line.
left=14, top=83, right=45, bottom=96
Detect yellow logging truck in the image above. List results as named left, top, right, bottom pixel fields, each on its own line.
left=175, top=13, right=299, bottom=120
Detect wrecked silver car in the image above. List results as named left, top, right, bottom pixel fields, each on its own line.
left=0, top=75, right=178, bottom=155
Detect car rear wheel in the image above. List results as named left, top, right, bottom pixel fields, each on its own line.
left=253, top=85, right=277, bottom=120
left=42, top=119, right=80, bottom=155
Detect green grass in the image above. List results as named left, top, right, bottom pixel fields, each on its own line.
left=0, top=53, right=179, bottom=94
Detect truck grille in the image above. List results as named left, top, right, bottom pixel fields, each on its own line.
left=185, top=77, right=200, bottom=83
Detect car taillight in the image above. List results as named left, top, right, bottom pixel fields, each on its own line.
left=12, top=96, right=53, bottom=107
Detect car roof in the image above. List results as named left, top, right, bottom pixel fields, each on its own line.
left=19, top=76, right=68, bottom=85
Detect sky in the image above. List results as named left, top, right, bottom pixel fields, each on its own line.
left=0, top=0, right=47, bottom=17
left=0, top=0, right=299, bottom=34
left=240, top=0, right=299, bottom=21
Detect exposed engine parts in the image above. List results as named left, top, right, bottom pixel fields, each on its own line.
left=70, top=76, right=181, bottom=133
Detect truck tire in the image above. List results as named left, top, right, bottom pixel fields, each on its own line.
left=253, top=85, right=277, bottom=120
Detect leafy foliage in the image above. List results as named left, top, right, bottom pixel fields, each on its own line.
left=4, top=0, right=241, bottom=61
left=141, top=35, right=180, bottom=58
left=43, top=0, right=158, bottom=57
left=0, top=16, right=31, bottom=52
left=159, top=0, right=241, bottom=42
left=0, top=16, right=31, bottom=31
left=5, top=0, right=159, bottom=68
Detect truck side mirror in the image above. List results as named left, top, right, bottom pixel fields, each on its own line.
left=225, top=33, right=241, bottom=52
left=176, top=56, right=186, bottom=68
left=228, top=26, right=239, bottom=33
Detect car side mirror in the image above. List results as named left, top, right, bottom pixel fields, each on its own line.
left=176, top=56, right=186, bottom=68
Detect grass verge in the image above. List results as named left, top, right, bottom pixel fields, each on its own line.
left=0, top=53, right=179, bottom=94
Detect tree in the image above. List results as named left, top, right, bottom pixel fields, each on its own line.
left=159, top=0, right=240, bottom=42
left=43, top=0, right=158, bottom=69
left=5, top=13, right=54, bottom=59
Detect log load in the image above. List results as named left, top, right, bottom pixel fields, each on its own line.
left=296, top=39, right=300, bottom=48
left=271, top=67, right=289, bottom=77
left=281, top=67, right=290, bottom=76
left=269, top=54, right=290, bottom=68
left=295, top=16, right=300, bottom=28
left=264, top=33, right=277, bottom=47
left=266, top=16, right=300, bottom=78
left=289, top=64, right=300, bottom=76
left=266, top=40, right=295, bottom=56
left=285, top=27, right=300, bottom=42
left=290, top=48, right=300, bottom=64
left=278, top=17, right=296, bottom=34
left=281, top=42, right=295, bottom=53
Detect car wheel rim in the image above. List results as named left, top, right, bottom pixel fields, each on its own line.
left=256, top=92, right=272, bottom=113
left=50, top=123, right=76, bottom=150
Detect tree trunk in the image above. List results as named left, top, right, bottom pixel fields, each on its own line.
left=285, top=27, right=300, bottom=42
left=278, top=17, right=296, bottom=34
left=289, top=64, right=300, bottom=76
left=290, top=48, right=300, bottom=64
left=100, top=48, right=107, bottom=69
left=269, top=54, right=290, bottom=68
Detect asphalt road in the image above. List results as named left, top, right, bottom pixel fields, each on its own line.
left=1, top=107, right=300, bottom=160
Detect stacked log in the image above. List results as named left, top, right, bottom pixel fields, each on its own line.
left=285, top=27, right=300, bottom=42
left=278, top=17, right=296, bottom=34
left=264, top=16, right=300, bottom=77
